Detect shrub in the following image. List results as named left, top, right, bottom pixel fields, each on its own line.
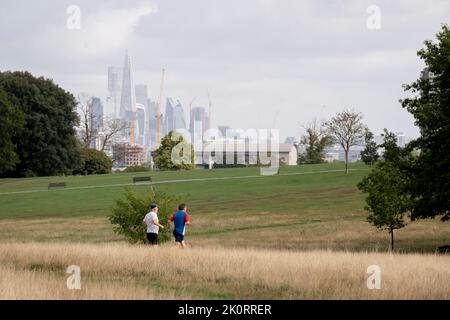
left=109, top=187, right=180, bottom=244
left=75, top=148, right=112, bottom=175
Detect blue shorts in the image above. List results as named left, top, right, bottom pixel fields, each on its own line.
left=173, top=231, right=184, bottom=243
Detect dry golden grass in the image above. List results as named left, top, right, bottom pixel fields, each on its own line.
left=0, top=242, right=449, bottom=300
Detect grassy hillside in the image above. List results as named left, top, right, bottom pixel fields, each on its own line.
left=0, top=163, right=449, bottom=252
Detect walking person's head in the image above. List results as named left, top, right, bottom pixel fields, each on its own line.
left=150, top=203, right=159, bottom=213
left=178, top=203, right=187, bottom=212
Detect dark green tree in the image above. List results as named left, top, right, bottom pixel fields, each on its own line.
left=358, top=131, right=411, bottom=251
left=0, top=71, right=81, bottom=177
left=298, top=119, right=332, bottom=164
left=400, top=25, right=450, bottom=221
left=0, top=89, right=23, bottom=175
left=74, top=148, right=112, bottom=175
left=360, top=130, right=379, bottom=165
left=153, top=131, right=195, bottom=170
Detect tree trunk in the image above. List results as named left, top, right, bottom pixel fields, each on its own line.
left=345, top=150, right=349, bottom=174
left=390, top=227, right=394, bottom=252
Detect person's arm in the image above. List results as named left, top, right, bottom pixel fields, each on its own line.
left=167, top=214, right=174, bottom=230
left=185, top=213, right=191, bottom=226
left=153, top=218, right=164, bottom=229
left=143, top=216, right=147, bottom=226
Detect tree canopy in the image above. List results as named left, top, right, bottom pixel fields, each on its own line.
left=153, top=131, right=195, bottom=171
left=0, top=71, right=81, bottom=177
left=0, top=89, right=23, bottom=175
left=401, top=24, right=450, bottom=221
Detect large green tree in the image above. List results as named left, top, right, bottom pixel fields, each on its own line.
left=401, top=25, right=450, bottom=221
left=153, top=131, right=195, bottom=170
left=0, top=89, right=23, bottom=175
left=0, top=71, right=81, bottom=177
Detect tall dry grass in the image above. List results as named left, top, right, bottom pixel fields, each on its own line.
left=0, top=242, right=449, bottom=300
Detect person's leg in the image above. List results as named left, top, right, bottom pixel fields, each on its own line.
left=152, top=233, right=158, bottom=246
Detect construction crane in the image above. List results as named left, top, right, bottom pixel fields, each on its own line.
left=156, top=68, right=166, bottom=146
left=129, top=112, right=136, bottom=145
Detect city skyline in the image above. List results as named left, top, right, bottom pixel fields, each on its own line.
left=2, top=1, right=449, bottom=140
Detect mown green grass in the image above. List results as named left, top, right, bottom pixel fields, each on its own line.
left=0, top=163, right=367, bottom=220
left=0, top=162, right=449, bottom=253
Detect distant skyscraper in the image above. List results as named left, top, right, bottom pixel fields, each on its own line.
left=147, top=99, right=158, bottom=147
left=136, top=104, right=146, bottom=146
left=119, top=51, right=137, bottom=144
left=164, top=98, right=175, bottom=134
left=218, top=126, right=231, bottom=138
left=120, top=51, right=136, bottom=121
left=173, top=102, right=187, bottom=131
left=135, top=84, right=148, bottom=106
left=190, top=107, right=210, bottom=143
left=89, top=97, right=104, bottom=132
left=107, top=67, right=122, bottom=118
left=89, top=97, right=104, bottom=149
left=396, top=132, right=406, bottom=148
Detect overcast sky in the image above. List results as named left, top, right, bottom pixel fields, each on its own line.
left=1, top=0, right=449, bottom=140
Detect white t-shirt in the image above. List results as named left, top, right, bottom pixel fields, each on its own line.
left=143, top=211, right=159, bottom=234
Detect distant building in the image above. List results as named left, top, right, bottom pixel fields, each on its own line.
left=190, top=107, right=210, bottom=143
left=196, top=142, right=297, bottom=167
left=113, top=143, right=147, bottom=168
left=396, top=132, right=406, bottom=148
left=420, top=68, right=435, bottom=80
left=135, top=84, right=148, bottom=106
left=88, top=97, right=104, bottom=149
left=284, top=136, right=298, bottom=145
left=146, top=99, right=159, bottom=148
left=106, top=66, right=122, bottom=118
left=164, top=98, right=187, bottom=135
left=119, top=51, right=136, bottom=144
left=173, top=101, right=187, bottom=131
left=136, top=104, right=146, bottom=146
left=324, top=145, right=364, bottom=163
left=218, top=126, right=231, bottom=138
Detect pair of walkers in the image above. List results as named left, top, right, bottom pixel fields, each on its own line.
left=143, top=203, right=190, bottom=248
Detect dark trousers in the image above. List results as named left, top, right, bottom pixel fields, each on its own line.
left=146, top=233, right=158, bottom=245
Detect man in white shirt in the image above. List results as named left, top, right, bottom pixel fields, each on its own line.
left=143, top=203, right=164, bottom=245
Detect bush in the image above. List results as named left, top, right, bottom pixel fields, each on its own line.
left=75, top=148, right=112, bottom=175
left=123, top=165, right=150, bottom=173
left=109, top=187, right=180, bottom=244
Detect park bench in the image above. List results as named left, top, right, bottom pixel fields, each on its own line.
left=48, top=182, right=66, bottom=189
left=133, top=176, right=152, bottom=184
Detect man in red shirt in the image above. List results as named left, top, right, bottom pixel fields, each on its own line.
left=168, top=203, right=190, bottom=248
